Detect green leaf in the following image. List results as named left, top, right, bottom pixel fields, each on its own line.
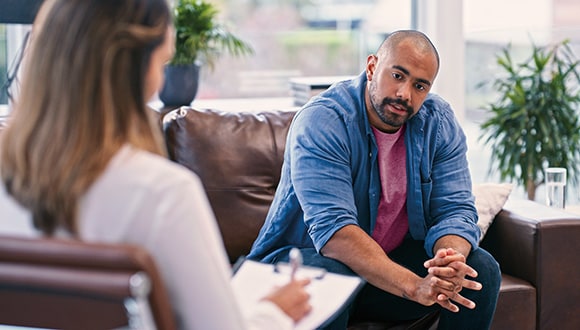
left=478, top=39, right=580, bottom=199
left=170, top=0, right=254, bottom=68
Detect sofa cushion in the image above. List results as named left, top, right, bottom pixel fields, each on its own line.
left=492, top=274, right=536, bottom=330
left=162, top=107, right=296, bottom=263
left=473, top=183, right=513, bottom=242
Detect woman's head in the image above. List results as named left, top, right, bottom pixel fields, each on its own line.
left=1, top=0, right=173, bottom=234
left=28, top=0, right=172, bottom=124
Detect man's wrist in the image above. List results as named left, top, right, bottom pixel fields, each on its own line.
left=401, top=275, right=421, bottom=302
left=433, top=235, right=471, bottom=257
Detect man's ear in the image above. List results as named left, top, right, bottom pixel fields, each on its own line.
left=366, top=54, right=377, bottom=81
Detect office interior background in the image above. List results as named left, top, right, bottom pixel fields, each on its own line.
left=2, top=0, right=579, bottom=114
left=1, top=0, right=579, bottom=201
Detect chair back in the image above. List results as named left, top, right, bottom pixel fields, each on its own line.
left=0, top=235, right=176, bottom=330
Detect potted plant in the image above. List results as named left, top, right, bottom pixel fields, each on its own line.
left=479, top=39, right=580, bottom=201
left=159, top=0, right=253, bottom=107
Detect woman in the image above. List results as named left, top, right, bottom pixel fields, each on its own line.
left=0, top=0, right=310, bottom=329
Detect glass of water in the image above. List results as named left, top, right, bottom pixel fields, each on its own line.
left=545, top=167, right=566, bottom=208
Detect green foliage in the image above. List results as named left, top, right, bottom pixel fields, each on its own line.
left=170, top=0, right=253, bottom=68
left=479, top=40, right=580, bottom=199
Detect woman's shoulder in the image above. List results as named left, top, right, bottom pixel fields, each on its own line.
left=79, top=145, right=209, bottom=240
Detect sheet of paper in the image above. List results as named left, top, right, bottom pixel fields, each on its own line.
left=231, top=259, right=363, bottom=330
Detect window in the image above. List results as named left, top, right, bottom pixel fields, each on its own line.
left=196, top=0, right=412, bottom=100
left=464, top=0, right=580, bottom=119
left=0, top=0, right=42, bottom=116
left=0, top=24, right=30, bottom=117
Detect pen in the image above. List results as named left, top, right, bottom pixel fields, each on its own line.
left=289, top=247, right=302, bottom=281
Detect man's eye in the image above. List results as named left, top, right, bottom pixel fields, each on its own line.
left=392, top=73, right=402, bottom=80
left=415, top=84, right=425, bottom=91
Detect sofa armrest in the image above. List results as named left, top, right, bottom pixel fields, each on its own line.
left=480, top=198, right=580, bottom=329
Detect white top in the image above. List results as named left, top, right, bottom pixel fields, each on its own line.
left=0, top=145, right=292, bottom=330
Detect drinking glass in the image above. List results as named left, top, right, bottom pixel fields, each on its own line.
left=545, top=167, right=566, bottom=208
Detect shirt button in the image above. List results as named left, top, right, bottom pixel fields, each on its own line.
left=369, top=152, right=372, bottom=157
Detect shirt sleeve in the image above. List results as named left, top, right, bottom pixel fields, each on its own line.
left=142, top=171, right=293, bottom=330
left=288, top=106, right=360, bottom=252
left=421, top=101, right=480, bottom=256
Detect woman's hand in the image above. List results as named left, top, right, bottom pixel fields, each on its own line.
left=262, top=278, right=312, bottom=322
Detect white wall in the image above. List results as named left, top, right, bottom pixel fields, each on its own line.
left=416, top=0, right=466, bottom=122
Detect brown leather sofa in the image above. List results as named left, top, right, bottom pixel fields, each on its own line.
left=161, top=106, right=580, bottom=330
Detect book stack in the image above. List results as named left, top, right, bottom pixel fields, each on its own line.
left=289, top=76, right=354, bottom=106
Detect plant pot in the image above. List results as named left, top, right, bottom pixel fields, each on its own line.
left=159, top=63, right=201, bottom=107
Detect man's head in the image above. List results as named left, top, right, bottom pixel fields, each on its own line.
left=365, top=30, right=439, bottom=133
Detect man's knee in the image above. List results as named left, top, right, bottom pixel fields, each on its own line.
left=468, top=247, right=501, bottom=293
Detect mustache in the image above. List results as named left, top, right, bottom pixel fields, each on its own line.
left=381, top=97, right=413, bottom=114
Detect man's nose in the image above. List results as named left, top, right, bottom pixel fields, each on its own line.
left=396, top=82, right=412, bottom=102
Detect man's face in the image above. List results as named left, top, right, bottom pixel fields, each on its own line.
left=365, top=39, right=438, bottom=133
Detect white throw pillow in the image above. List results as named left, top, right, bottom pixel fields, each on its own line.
left=472, top=183, right=513, bottom=242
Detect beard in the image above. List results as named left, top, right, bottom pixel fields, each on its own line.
left=369, top=84, right=414, bottom=128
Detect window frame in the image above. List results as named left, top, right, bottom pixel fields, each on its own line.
left=1, top=24, right=30, bottom=116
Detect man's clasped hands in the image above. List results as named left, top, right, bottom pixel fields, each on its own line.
left=421, top=248, right=483, bottom=313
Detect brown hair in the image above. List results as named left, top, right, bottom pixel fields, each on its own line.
left=0, top=0, right=171, bottom=235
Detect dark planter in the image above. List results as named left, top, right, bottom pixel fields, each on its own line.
left=159, top=63, right=201, bottom=107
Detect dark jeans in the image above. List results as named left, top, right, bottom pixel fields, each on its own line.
left=275, top=238, right=501, bottom=330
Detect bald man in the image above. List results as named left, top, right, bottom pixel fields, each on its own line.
left=248, top=30, right=501, bottom=329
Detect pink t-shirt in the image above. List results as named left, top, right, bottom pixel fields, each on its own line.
left=371, top=125, right=409, bottom=253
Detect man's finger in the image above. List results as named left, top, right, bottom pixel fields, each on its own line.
left=450, top=292, right=476, bottom=310
left=424, top=253, right=466, bottom=268
left=436, top=296, right=459, bottom=313
left=428, top=265, right=458, bottom=278
left=462, top=278, right=482, bottom=291
left=430, top=275, right=457, bottom=292
left=448, top=260, right=478, bottom=278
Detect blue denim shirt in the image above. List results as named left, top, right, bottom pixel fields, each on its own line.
left=248, top=72, right=479, bottom=262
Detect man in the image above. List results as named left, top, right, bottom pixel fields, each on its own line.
left=248, top=30, right=501, bottom=329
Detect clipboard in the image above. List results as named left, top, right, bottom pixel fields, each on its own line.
left=231, top=258, right=365, bottom=330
